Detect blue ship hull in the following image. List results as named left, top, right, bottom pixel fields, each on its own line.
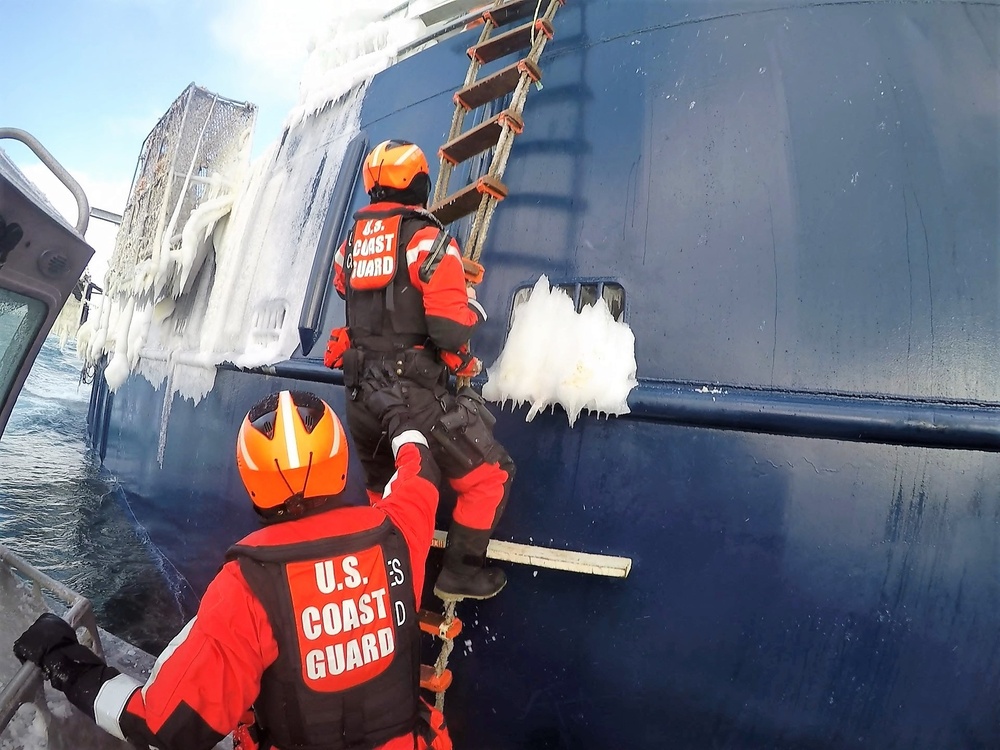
left=88, top=1, right=1000, bottom=747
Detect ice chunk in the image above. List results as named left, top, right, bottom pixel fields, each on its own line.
left=483, top=276, right=638, bottom=426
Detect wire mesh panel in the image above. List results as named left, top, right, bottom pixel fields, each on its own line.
left=106, top=84, right=257, bottom=305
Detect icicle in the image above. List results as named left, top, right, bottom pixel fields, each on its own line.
left=483, top=275, right=638, bottom=426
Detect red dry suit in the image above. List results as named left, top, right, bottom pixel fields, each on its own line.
left=333, top=202, right=514, bottom=529
left=88, top=436, right=449, bottom=750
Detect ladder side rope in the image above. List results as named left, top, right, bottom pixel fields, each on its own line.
left=432, top=599, right=458, bottom=713
left=434, top=18, right=496, bottom=206
left=434, top=0, right=571, bottom=700
left=465, top=0, right=560, bottom=263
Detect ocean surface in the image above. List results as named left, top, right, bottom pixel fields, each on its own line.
left=0, top=337, right=188, bottom=654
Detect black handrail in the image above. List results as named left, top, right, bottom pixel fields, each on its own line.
left=215, top=360, right=1000, bottom=453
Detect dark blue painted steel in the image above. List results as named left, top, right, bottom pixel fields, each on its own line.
left=89, top=1, right=1000, bottom=747
left=225, top=359, right=1000, bottom=451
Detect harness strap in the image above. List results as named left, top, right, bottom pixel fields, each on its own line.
left=418, top=232, right=453, bottom=284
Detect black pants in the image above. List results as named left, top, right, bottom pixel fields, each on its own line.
left=345, top=348, right=514, bottom=531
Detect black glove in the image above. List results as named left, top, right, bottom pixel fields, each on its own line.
left=13, top=613, right=119, bottom=720
left=13, top=613, right=78, bottom=670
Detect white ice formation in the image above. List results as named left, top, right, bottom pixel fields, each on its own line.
left=75, top=1, right=434, bottom=409
left=483, top=275, right=638, bottom=426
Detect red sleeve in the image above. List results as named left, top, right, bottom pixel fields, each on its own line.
left=373, top=434, right=441, bottom=607
left=113, top=563, right=280, bottom=750
left=334, top=239, right=347, bottom=299
left=405, top=226, right=486, bottom=352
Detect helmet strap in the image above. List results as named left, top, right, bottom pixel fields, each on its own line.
left=257, top=453, right=329, bottom=523
left=254, top=492, right=346, bottom=523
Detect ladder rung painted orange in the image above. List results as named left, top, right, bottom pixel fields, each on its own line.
left=463, top=258, right=485, bottom=285
left=418, top=609, right=464, bottom=640
left=420, top=664, right=453, bottom=693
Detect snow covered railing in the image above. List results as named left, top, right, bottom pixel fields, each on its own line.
left=397, top=0, right=495, bottom=57
left=0, top=544, right=103, bottom=734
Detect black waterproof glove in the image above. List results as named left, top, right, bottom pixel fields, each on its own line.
left=12, top=612, right=77, bottom=668
left=13, top=613, right=120, bottom=720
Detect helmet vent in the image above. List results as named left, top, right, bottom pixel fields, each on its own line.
left=290, top=390, right=325, bottom=434
left=248, top=393, right=281, bottom=438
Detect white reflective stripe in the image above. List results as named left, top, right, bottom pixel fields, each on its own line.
left=391, top=430, right=428, bottom=458
left=94, top=673, right=142, bottom=741
left=468, top=298, right=487, bottom=321
left=382, top=470, right=399, bottom=498
left=143, top=617, right=197, bottom=701
left=279, top=391, right=300, bottom=469
left=368, top=143, right=386, bottom=168
left=406, top=240, right=463, bottom=268
left=393, top=144, right=419, bottom=165
left=329, top=410, right=342, bottom=458
left=334, top=246, right=345, bottom=264
left=407, top=238, right=436, bottom=267
left=238, top=429, right=258, bottom=471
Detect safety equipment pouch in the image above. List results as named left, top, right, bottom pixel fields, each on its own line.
left=349, top=214, right=403, bottom=291
left=341, top=348, right=365, bottom=390
left=430, top=387, right=496, bottom=470
left=324, top=327, right=352, bottom=369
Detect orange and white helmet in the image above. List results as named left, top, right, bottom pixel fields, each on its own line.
left=236, top=391, right=348, bottom=519
left=363, top=139, right=430, bottom=194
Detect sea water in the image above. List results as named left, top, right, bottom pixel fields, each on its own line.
left=0, top=337, right=188, bottom=655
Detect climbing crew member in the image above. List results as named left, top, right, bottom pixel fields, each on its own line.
left=13, top=389, right=451, bottom=750
left=324, top=138, right=515, bottom=601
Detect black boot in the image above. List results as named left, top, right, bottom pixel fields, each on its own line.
left=433, top=523, right=506, bottom=601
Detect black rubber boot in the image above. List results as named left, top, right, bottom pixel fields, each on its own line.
left=433, top=523, right=506, bottom=601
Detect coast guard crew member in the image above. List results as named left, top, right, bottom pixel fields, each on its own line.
left=13, top=389, right=450, bottom=750
left=324, top=139, right=514, bottom=601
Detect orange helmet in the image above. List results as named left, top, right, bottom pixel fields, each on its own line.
left=236, top=391, right=348, bottom=519
left=363, top=139, right=430, bottom=194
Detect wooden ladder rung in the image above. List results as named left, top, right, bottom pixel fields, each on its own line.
left=483, top=0, right=561, bottom=28
left=440, top=110, right=523, bottom=167
left=430, top=175, right=508, bottom=226
left=420, top=664, right=453, bottom=693
left=455, top=58, right=542, bottom=111
left=468, top=18, right=553, bottom=64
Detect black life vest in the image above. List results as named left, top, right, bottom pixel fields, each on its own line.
left=227, top=517, right=419, bottom=750
left=344, top=204, right=441, bottom=352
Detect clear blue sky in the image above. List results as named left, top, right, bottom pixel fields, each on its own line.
left=4, top=0, right=331, bottom=270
